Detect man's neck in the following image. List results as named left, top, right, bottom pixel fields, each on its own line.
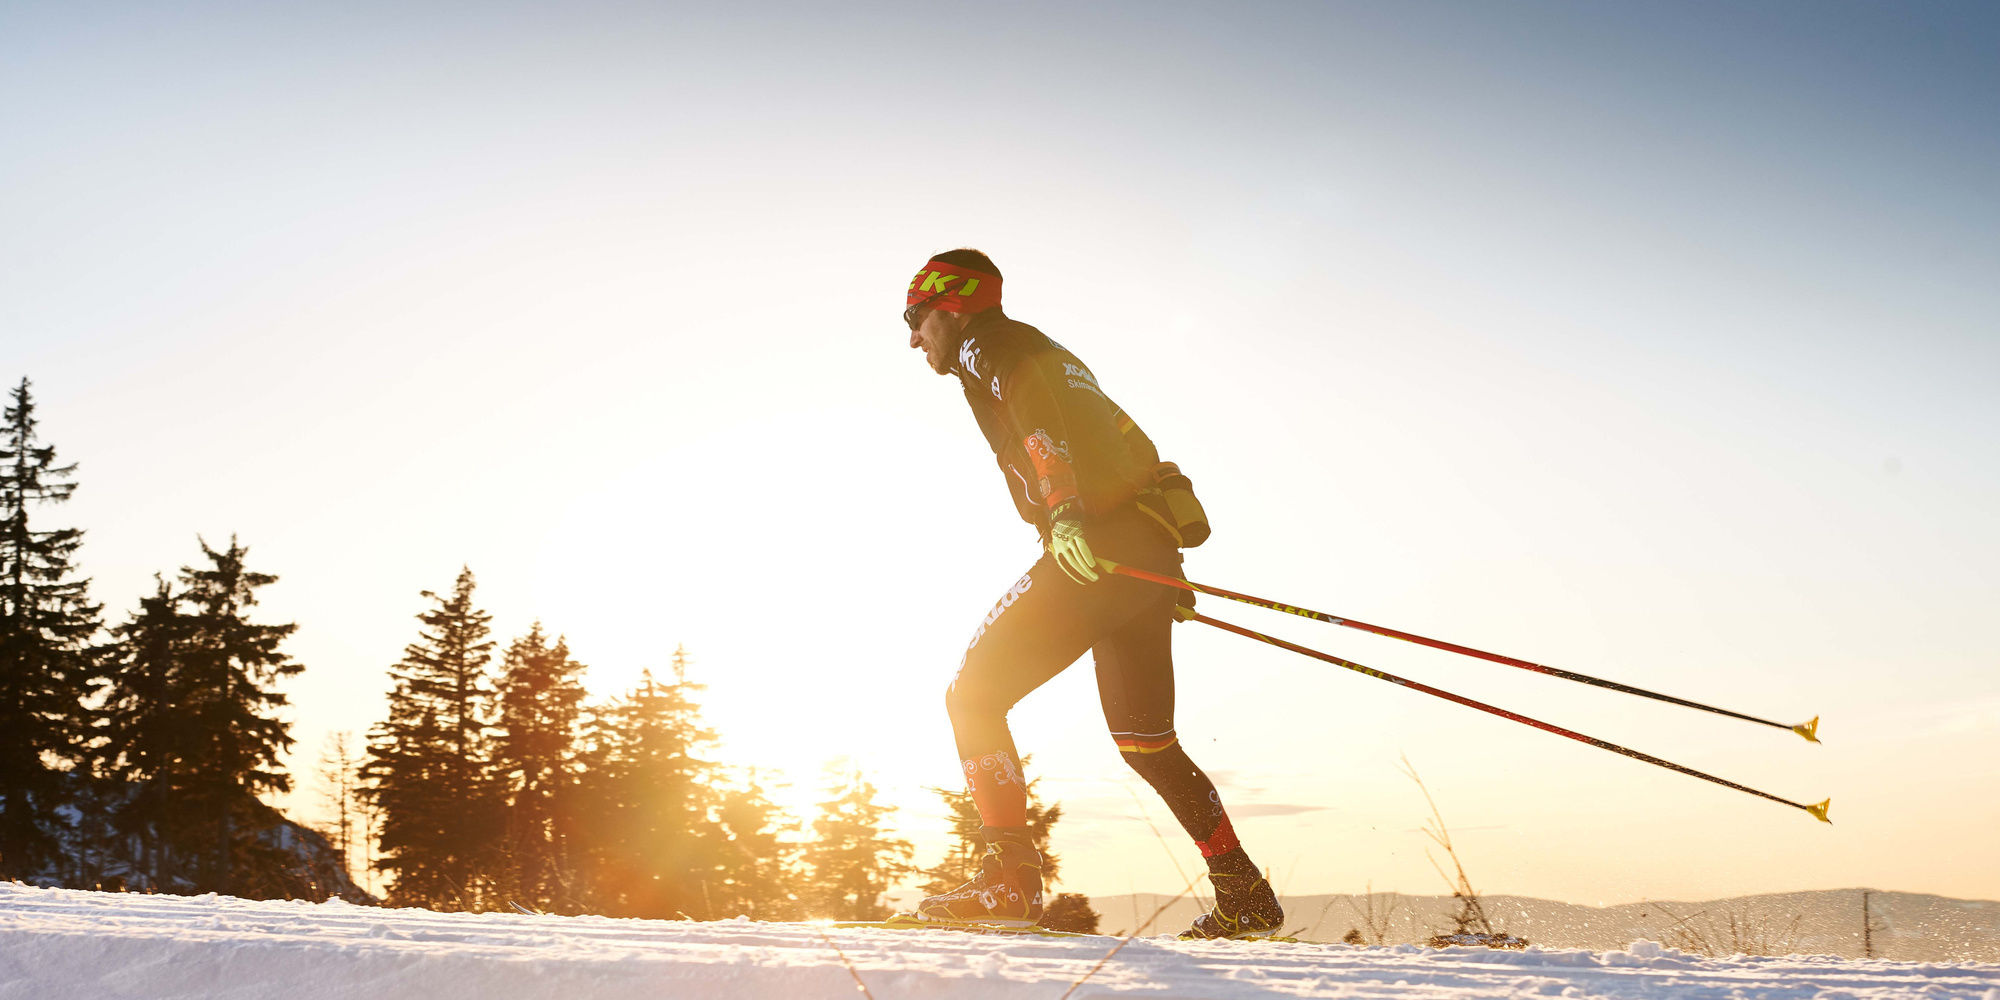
left=945, top=310, right=1006, bottom=375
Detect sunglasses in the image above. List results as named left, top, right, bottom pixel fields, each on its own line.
left=904, top=299, right=930, bottom=332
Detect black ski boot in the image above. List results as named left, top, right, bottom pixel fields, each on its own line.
left=915, top=827, right=1045, bottom=928
left=1182, top=871, right=1283, bottom=940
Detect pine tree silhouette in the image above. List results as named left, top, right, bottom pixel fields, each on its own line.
left=709, top=769, right=799, bottom=920
left=800, top=765, right=912, bottom=921
left=98, top=576, right=192, bottom=874
left=0, top=378, right=102, bottom=881
left=1042, top=893, right=1101, bottom=934
left=492, top=623, right=588, bottom=912
left=365, top=567, right=501, bottom=910
left=573, top=647, right=718, bottom=919
left=314, top=731, right=363, bottom=884
left=98, top=536, right=303, bottom=894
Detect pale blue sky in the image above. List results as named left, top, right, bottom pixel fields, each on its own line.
left=4, top=2, right=1996, bottom=905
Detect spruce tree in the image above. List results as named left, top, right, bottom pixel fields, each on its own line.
left=314, top=731, right=362, bottom=882
left=573, top=648, right=716, bottom=918
left=175, top=537, right=303, bottom=893
left=1042, top=893, right=1101, bottom=934
left=492, top=623, right=588, bottom=912
left=97, top=537, right=304, bottom=894
left=0, top=378, right=103, bottom=880
left=97, top=576, right=189, bottom=865
left=365, top=567, right=500, bottom=910
left=800, top=765, right=912, bottom=920
left=364, top=706, right=456, bottom=904
left=709, top=770, right=799, bottom=920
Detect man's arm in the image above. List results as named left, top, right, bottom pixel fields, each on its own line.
left=989, top=347, right=1105, bottom=583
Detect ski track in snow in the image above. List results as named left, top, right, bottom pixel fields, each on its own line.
left=2, top=885, right=1995, bottom=1000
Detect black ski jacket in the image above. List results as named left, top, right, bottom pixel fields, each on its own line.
left=948, top=311, right=1164, bottom=539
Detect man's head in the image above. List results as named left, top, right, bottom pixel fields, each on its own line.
left=906, top=248, right=1002, bottom=376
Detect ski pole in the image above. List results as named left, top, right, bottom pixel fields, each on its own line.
left=1095, top=558, right=1819, bottom=744
left=1174, top=605, right=1831, bottom=823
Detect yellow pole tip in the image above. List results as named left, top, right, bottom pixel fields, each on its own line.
left=1173, top=605, right=1197, bottom=622
left=1793, top=716, right=1821, bottom=743
left=1807, top=798, right=1832, bottom=824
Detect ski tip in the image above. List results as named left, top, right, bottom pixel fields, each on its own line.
left=1806, top=798, right=1832, bottom=824
left=1792, top=716, right=1821, bottom=744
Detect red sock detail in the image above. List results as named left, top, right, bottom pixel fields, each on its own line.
left=1197, top=813, right=1241, bottom=859
left=962, top=751, right=1027, bottom=828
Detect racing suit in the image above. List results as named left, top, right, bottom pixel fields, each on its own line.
left=942, top=310, right=1253, bottom=874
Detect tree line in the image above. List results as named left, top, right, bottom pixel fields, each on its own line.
left=0, top=376, right=1098, bottom=928
left=1, top=377, right=310, bottom=894
left=353, top=565, right=919, bottom=919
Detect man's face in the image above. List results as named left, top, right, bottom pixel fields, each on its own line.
left=908, top=303, right=957, bottom=375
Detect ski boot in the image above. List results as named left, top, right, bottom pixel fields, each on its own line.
left=1182, top=872, right=1284, bottom=940
left=915, top=827, right=1045, bottom=928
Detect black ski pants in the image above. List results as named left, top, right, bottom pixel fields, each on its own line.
left=945, top=505, right=1241, bottom=858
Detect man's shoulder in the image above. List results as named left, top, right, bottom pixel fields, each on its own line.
left=957, top=316, right=1061, bottom=378
left=955, top=316, right=1034, bottom=378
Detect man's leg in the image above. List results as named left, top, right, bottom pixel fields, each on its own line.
left=925, top=542, right=1167, bottom=923
left=1095, top=611, right=1253, bottom=867
left=944, top=560, right=1087, bottom=832
left=1091, top=541, right=1283, bottom=937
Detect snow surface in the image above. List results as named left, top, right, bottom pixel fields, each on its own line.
left=2, top=884, right=1996, bottom=999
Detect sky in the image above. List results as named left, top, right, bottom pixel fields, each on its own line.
left=3, top=1, right=1997, bottom=908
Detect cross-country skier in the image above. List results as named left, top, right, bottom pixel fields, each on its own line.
left=904, top=248, right=1284, bottom=939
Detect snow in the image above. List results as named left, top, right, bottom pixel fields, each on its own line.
left=2, top=884, right=1996, bottom=999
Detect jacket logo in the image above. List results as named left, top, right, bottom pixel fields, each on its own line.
left=1024, top=429, right=1071, bottom=464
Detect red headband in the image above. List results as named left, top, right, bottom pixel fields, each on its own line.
left=907, top=260, right=1002, bottom=314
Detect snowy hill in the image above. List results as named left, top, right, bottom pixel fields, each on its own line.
left=1094, top=889, right=2000, bottom=963
left=3, top=884, right=1996, bottom=999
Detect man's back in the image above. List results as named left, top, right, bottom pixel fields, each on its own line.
left=948, top=312, right=1161, bottom=536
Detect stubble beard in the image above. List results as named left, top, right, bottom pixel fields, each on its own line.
left=924, top=334, right=953, bottom=375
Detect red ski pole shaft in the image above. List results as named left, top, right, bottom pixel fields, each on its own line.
left=1177, top=606, right=1830, bottom=823
left=1096, top=558, right=1819, bottom=744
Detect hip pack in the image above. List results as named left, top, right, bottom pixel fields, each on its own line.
left=1136, top=461, right=1211, bottom=548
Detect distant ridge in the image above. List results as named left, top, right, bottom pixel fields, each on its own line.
left=1088, top=888, right=2000, bottom=962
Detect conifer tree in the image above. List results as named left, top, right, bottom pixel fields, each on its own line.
left=492, top=623, right=588, bottom=912
left=365, top=568, right=500, bottom=910
left=365, top=707, right=456, bottom=904
left=573, top=648, right=717, bottom=918
left=0, top=378, right=103, bottom=880
left=1041, top=893, right=1101, bottom=934
left=709, top=770, right=799, bottom=920
left=98, top=537, right=303, bottom=894
left=800, top=765, right=912, bottom=921
left=97, top=576, right=189, bottom=861
left=315, top=731, right=362, bottom=881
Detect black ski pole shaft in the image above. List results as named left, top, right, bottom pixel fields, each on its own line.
left=1097, top=558, right=1819, bottom=743
left=1175, top=605, right=1830, bottom=823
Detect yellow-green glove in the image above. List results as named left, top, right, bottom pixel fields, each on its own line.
left=1048, top=504, right=1099, bottom=585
